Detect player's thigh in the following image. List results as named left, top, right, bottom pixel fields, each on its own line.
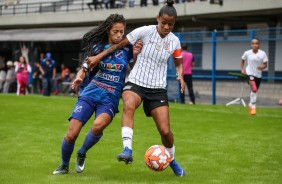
left=122, top=90, right=142, bottom=111
left=248, top=75, right=258, bottom=92
left=151, top=106, right=171, bottom=135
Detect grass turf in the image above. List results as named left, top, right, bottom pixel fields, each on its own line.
left=0, top=94, right=281, bottom=184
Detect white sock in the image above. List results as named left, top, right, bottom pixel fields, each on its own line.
left=121, top=126, right=133, bottom=150
left=165, top=145, right=175, bottom=160
left=250, top=91, right=257, bottom=108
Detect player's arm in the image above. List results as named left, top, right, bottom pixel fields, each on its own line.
left=38, top=64, right=45, bottom=76
left=174, top=57, right=185, bottom=93
left=257, top=62, right=267, bottom=71
left=130, top=40, right=143, bottom=69
left=87, top=38, right=130, bottom=68
left=240, top=59, right=246, bottom=74
left=72, top=68, right=86, bottom=90
left=192, top=55, right=196, bottom=67
left=52, top=67, right=56, bottom=80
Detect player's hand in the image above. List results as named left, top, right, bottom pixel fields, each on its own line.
left=177, top=75, right=185, bottom=93
left=241, top=69, right=246, bottom=74
left=257, top=66, right=263, bottom=71
left=87, top=56, right=100, bottom=68
left=133, top=40, right=143, bottom=55
left=72, top=77, right=83, bottom=90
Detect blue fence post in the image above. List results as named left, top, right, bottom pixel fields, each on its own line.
left=176, top=32, right=183, bottom=103
left=250, top=30, right=256, bottom=40
left=212, top=31, right=217, bottom=105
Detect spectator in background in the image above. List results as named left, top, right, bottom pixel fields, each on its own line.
left=32, top=62, right=43, bottom=94
left=110, top=0, right=116, bottom=8
left=3, top=0, right=20, bottom=9
left=42, top=52, right=56, bottom=79
left=103, top=0, right=110, bottom=9
left=140, top=0, right=147, bottom=7
left=0, top=63, right=6, bottom=92
left=115, top=0, right=125, bottom=8
left=87, top=0, right=103, bottom=10
left=180, top=44, right=196, bottom=104
left=0, top=56, right=5, bottom=69
left=3, top=61, right=16, bottom=93
left=15, top=56, right=31, bottom=95
left=153, top=0, right=159, bottom=5
left=42, top=52, right=56, bottom=92
left=39, top=52, right=45, bottom=63
left=53, top=64, right=73, bottom=94
left=40, top=58, right=55, bottom=96
left=128, top=0, right=134, bottom=7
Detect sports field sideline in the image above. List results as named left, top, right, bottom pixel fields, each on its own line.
left=0, top=94, right=281, bottom=184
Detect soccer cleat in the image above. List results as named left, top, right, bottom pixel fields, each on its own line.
left=250, top=108, right=256, bottom=115
left=76, top=153, right=86, bottom=173
left=169, top=159, right=186, bottom=177
left=117, top=147, right=133, bottom=164
left=53, top=164, right=69, bottom=175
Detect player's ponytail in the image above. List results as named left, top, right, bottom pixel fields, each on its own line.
left=159, top=0, right=177, bottom=18
left=167, top=0, right=174, bottom=6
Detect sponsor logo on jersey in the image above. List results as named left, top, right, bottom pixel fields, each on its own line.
left=155, top=43, right=162, bottom=51
left=96, top=71, right=120, bottom=82
left=91, top=79, right=116, bottom=92
left=164, top=41, right=170, bottom=51
left=99, top=62, right=124, bottom=72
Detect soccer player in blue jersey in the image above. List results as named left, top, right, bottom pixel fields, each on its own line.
left=53, top=14, right=142, bottom=174
left=85, top=0, right=186, bottom=177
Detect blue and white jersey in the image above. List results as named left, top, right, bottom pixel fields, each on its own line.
left=80, top=44, right=133, bottom=113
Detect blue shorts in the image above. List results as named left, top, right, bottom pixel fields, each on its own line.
left=68, top=98, right=116, bottom=126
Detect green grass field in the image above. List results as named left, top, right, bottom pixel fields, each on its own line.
left=0, top=94, right=281, bottom=184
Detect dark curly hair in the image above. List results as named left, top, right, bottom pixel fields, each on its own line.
left=82, top=14, right=126, bottom=58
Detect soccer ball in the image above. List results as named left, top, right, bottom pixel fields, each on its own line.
left=144, top=145, right=172, bottom=171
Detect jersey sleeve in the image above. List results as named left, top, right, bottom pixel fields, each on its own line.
left=241, top=51, right=247, bottom=60
left=172, top=37, right=182, bottom=58
left=262, top=51, right=268, bottom=63
left=126, top=26, right=150, bottom=45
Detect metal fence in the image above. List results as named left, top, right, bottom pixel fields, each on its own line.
left=0, top=0, right=169, bottom=16
left=167, top=27, right=282, bottom=104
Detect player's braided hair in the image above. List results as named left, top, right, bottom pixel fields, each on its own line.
left=159, top=0, right=177, bottom=18
left=82, top=14, right=126, bottom=57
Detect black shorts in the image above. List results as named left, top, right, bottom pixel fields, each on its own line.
left=247, top=75, right=262, bottom=89
left=123, top=82, right=168, bottom=117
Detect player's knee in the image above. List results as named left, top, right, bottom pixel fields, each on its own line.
left=92, top=126, right=103, bottom=136
left=65, top=133, right=78, bottom=143
left=123, top=101, right=136, bottom=114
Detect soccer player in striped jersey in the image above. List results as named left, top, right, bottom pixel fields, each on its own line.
left=240, top=38, right=268, bottom=115
left=53, top=14, right=142, bottom=175
left=85, top=0, right=186, bottom=177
